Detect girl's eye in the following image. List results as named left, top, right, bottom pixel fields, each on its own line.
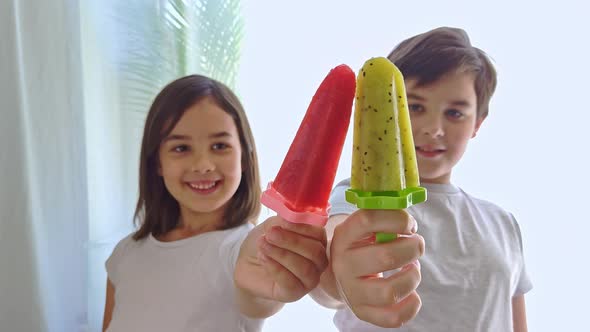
left=408, top=104, right=425, bottom=113
left=172, top=145, right=189, bottom=153
left=446, top=109, right=464, bottom=119
left=212, top=143, right=229, bottom=151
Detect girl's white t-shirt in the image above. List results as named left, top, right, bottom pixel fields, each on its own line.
left=105, top=223, right=263, bottom=332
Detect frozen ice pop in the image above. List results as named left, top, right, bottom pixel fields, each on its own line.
left=346, top=57, right=426, bottom=242
left=261, top=64, right=356, bottom=226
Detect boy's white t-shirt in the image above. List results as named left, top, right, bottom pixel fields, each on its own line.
left=329, top=179, right=533, bottom=332
left=105, top=223, right=264, bottom=332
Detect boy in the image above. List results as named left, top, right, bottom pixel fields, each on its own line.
left=311, top=27, right=532, bottom=331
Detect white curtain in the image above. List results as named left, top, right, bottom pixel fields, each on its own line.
left=2, top=0, right=245, bottom=331
left=0, top=0, right=88, bottom=331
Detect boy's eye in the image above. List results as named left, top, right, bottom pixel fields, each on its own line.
left=445, top=109, right=464, bottom=119
left=172, top=145, right=189, bottom=153
left=408, top=104, right=424, bottom=113
left=212, top=143, right=229, bottom=151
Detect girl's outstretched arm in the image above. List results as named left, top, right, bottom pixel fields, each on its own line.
left=512, top=295, right=528, bottom=332
left=234, top=216, right=328, bottom=318
left=102, top=279, right=115, bottom=332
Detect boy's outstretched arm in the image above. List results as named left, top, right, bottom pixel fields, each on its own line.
left=310, top=210, right=425, bottom=328
left=512, top=295, right=528, bottom=332
left=234, top=216, right=328, bottom=318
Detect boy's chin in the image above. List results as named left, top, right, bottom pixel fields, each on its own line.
left=419, top=172, right=452, bottom=184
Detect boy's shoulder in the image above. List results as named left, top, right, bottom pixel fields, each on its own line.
left=460, top=188, right=513, bottom=218
left=334, top=177, right=351, bottom=189
left=457, top=188, right=521, bottom=234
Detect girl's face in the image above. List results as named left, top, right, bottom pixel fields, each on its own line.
left=406, top=71, right=484, bottom=184
left=158, top=96, right=242, bottom=224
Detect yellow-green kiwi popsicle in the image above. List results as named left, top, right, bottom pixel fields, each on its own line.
left=346, top=57, right=427, bottom=243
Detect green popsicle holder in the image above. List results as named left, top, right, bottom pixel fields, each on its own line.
left=345, top=186, right=427, bottom=243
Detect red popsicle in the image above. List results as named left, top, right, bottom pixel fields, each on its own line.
left=261, top=64, right=356, bottom=226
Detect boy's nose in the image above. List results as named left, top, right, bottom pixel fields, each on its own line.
left=191, top=154, right=214, bottom=173
left=421, top=117, right=444, bottom=138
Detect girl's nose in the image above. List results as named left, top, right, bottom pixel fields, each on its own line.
left=191, top=153, right=214, bottom=173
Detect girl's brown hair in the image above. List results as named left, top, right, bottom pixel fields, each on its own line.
left=387, top=27, right=497, bottom=119
left=133, top=75, right=261, bottom=240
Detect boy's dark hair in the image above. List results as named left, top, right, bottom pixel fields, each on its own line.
left=387, top=27, right=497, bottom=119
left=133, top=75, right=261, bottom=240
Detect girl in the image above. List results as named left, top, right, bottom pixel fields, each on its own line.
left=103, top=75, right=328, bottom=332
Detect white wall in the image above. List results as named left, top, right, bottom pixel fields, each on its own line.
left=237, top=0, right=590, bottom=331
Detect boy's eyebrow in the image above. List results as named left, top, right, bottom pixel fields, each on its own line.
left=407, top=93, right=472, bottom=107
left=406, top=93, right=425, bottom=101
left=450, top=100, right=471, bottom=107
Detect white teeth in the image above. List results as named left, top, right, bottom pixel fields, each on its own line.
left=189, top=182, right=216, bottom=190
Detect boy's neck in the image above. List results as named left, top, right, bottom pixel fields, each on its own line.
left=420, top=177, right=451, bottom=185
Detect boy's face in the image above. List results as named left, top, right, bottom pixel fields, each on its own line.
left=406, top=71, right=484, bottom=184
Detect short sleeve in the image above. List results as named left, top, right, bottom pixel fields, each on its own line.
left=511, top=215, right=533, bottom=296
left=329, top=178, right=358, bottom=217
left=105, top=234, right=134, bottom=286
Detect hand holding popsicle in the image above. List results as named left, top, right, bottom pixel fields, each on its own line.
left=316, top=58, right=426, bottom=327
left=235, top=216, right=328, bottom=317
left=329, top=210, right=424, bottom=327
left=235, top=65, right=355, bottom=318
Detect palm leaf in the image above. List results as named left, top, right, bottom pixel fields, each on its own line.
left=87, top=0, right=244, bottom=119
left=187, top=0, right=244, bottom=88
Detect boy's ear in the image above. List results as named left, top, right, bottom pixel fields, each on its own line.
left=472, top=116, right=486, bottom=138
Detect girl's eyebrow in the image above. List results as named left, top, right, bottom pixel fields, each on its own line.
left=209, top=131, right=231, bottom=139
left=163, top=134, right=191, bottom=143
left=163, top=132, right=231, bottom=143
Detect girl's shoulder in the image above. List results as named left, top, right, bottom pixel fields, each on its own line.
left=106, top=232, right=143, bottom=284
left=113, top=232, right=144, bottom=252
left=222, top=223, right=253, bottom=242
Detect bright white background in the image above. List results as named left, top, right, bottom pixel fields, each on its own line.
left=236, top=0, right=590, bottom=331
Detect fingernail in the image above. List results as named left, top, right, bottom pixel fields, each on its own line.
left=258, top=252, right=268, bottom=262
left=267, top=226, right=282, bottom=242
left=402, top=260, right=421, bottom=272
left=410, top=215, right=418, bottom=233
left=258, top=236, right=271, bottom=251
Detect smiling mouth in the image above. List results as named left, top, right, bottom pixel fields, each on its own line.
left=186, top=180, right=221, bottom=194
left=416, top=147, right=445, bottom=157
